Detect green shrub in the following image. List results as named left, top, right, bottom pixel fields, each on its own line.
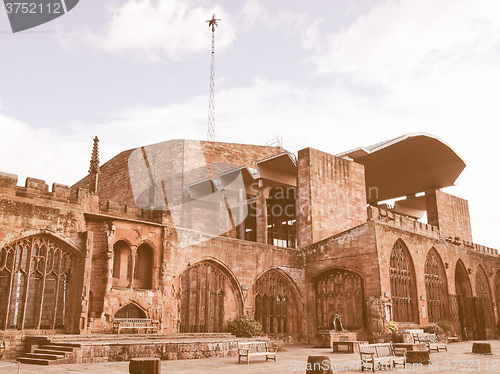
left=436, top=321, right=453, bottom=335
left=228, top=316, right=262, bottom=337
left=391, top=332, right=404, bottom=343
left=423, top=323, right=444, bottom=336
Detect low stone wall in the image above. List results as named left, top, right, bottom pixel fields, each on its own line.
left=0, top=330, right=47, bottom=359
left=76, top=340, right=238, bottom=363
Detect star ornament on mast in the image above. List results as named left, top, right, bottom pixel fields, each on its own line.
left=206, top=14, right=221, bottom=142
left=206, top=14, right=220, bottom=35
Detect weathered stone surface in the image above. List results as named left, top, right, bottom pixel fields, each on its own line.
left=472, top=342, right=492, bottom=354
left=129, top=357, right=160, bottom=374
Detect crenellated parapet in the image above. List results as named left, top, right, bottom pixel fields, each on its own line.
left=473, top=243, right=499, bottom=256
left=96, top=199, right=168, bottom=225
left=367, top=205, right=440, bottom=239
left=368, top=205, right=499, bottom=257
left=0, top=171, right=98, bottom=207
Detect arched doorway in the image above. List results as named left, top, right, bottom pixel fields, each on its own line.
left=115, top=303, right=147, bottom=318
left=252, top=269, right=301, bottom=335
left=455, top=260, right=476, bottom=340
left=133, top=244, right=153, bottom=289
left=424, top=248, right=449, bottom=322
left=0, top=235, right=73, bottom=330
left=179, top=260, right=241, bottom=333
left=390, top=240, right=418, bottom=323
left=475, top=266, right=494, bottom=340
left=112, top=240, right=131, bottom=287
left=315, top=268, right=365, bottom=330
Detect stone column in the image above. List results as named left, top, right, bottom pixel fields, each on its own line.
left=104, top=223, right=115, bottom=292
left=129, top=245, right=138, bottom=288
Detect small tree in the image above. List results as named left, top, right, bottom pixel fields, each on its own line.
left=228, top=316, right=262, bottom=337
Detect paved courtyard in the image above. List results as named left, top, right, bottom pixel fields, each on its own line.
left=0, top=341, right=499, bottom=374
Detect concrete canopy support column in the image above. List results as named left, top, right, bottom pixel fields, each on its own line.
left=256, top=183, right=269, bottom=244
left=238, top=188, right=246, bottom=240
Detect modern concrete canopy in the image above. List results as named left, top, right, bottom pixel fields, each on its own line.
left=338, top=133, right=466, bottom=203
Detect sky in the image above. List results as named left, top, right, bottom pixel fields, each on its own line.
left=0, top=0, right=499, bottom=249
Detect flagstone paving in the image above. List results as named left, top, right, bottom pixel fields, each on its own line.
left=0, top=341, right=499, bottom=373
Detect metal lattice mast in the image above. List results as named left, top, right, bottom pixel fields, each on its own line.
left=206, top=14, right=220, bottom=142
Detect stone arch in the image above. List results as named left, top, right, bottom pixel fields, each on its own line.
left=475, top=265, right=495, bottom=339
left=178, top=259, right=242, bottom=333
left=133, top=243, right=153, bottom=289
left=389, top=239, right=418, bottom=323
left=0, top=234, right=75, bottom=330
left=314, top=267, right=365, bottom=331
left=454, top=259, right=476, bottom=340
left=424, top=247, right=450, bottom=322
left=114, top=302, right=147, bottom=318
left=251, top=268, right=303, bottom=335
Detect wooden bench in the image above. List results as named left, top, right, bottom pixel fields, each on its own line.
left=237, top=341, right=277, bottom=364
left=412, top=333, right=447, bottom=352
left=113, top=318, right=159, bottom=334
left=359, top=343, right=406, bottom=372
left=447, top=335, right=459, bottom=343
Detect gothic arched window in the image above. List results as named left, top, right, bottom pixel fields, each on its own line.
left=315, top=269, right=364, bottom=330
left=0, top=235, right=72, bottom=330
left=475, top=266, right=494, bottom=339
left=179, top=261, right=240, bottom=333
left=390, top=240, right=418, bottom=322
left=253, top=270, right=301, bottom=334
left=424, top=248, right=449, bottom=322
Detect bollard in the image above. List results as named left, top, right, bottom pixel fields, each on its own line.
left=306, top=355, right=333, bottom=374
left=472, top=342, right=492, bottom=354
left=129, top=357, right=161, bottom=374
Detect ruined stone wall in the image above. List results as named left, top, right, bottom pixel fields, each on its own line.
left=80, top=212, right=305, bottom=336
left=426, top=189, right=473, bottom=242
left=371, top=206, right=499, bottom=339
left=304, top=222, right=381, bottom=340
left=165, top=228, right=305, bottom=335
left=302, top=205, right=500, bottom=341
left=297, top=148, right=367, bottom=248
left=0, top=172, right=95, bottom=356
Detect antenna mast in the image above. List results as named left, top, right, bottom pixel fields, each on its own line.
left=206, top=14, right=220, bottom=142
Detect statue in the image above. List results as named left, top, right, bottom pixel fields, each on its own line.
left=332, top=314, right=344, bottom=331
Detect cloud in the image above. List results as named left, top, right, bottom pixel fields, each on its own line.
left=63, top=0, right=237, bottom=62
left=61, top=0, right=310, bottom=62
left=0, top=111, right=88, bottom=188
left=307, top=0, right=500, bottom=82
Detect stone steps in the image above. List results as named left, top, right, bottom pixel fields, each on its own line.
left=17, top=333, right=239, bottom=365
left=23, top=352, right=62, bottom=360
left=16, top=357, right=52, bottom=365
left=17, top=342, right=78, bottom=365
